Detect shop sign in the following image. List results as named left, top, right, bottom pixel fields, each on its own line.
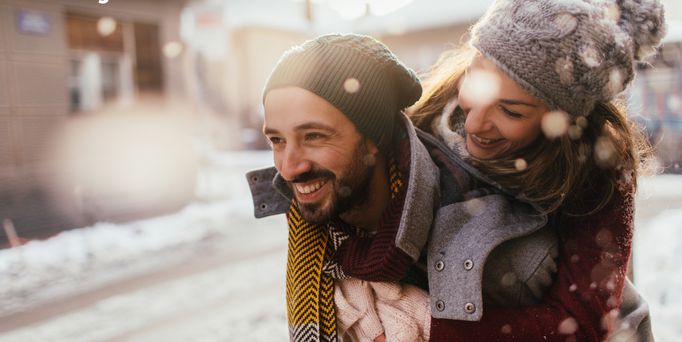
left=16, top=9, right=51, bottom=35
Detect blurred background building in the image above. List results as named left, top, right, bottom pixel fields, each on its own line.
left=0, top=0, right=192, bottom=246
left=2, top=0, right=682, bottom=245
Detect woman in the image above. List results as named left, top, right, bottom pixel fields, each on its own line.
left=405, top=0, right=665, bottom=340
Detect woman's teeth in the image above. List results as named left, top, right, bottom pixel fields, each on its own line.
left=473, top=135, right=502, bottom=144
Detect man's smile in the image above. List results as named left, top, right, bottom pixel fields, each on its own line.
left=294, top=179, right=328, bottom=195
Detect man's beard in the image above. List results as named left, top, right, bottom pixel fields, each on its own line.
left=291, top=142, right=374, bottom=226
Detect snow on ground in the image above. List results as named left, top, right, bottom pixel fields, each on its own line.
left=0, top=150, right=275, bottom=317
left=634, top=207, right=682, bottom=340
left=0, top=151, right=681, bottom=341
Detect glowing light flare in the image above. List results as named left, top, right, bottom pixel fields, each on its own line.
left=568, top=125, right=582, bottom=140
left=558, top=317, right=578, bottom=335
left=464, top=198, right=486, bottom=217
left=501, top=324, right=512, bottom=334
left=458, top=69, right=501, bottom=109
left=608, top=69, right=624, bottom=96
left=576, top=116, right=588, bottom=128
left=541, top=111, right=569, bottom=139
left=594, top=136, right=616, bottom=167
left=511, top=158, right=526, bottom=171
left=49, top=108, right=197, bottom=214
left=604, top=3, right=621, bottom=24
left=97, top=17, right=117, bottom=37
left=344, top=78, right=360, bottom=94
left=163, top=41, right=183, bottom=59
left=581, top=45, right=602, bottom=68
left=500, top=272, right=517, bottom=287
left=667, top=94, right=682, bottom=112
left=554, top=13, right=577, bottom=36
left=99, top=0, right=109, bottom=4
left=362, top=153, right=376, bottom=166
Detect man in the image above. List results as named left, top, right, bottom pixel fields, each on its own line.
left=248, top=33, right=437, bottom=341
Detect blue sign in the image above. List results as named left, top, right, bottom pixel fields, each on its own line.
left=16, top=9, right=51, bottom=35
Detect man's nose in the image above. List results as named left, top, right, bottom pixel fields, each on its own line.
left=278, top=144, right=311, bottom=181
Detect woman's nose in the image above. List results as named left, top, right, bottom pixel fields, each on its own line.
left=463, top=106, right=493, bottom=134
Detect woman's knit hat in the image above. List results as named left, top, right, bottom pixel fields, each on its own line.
left=263, top=33, right=422, bottom=152
left=471, top=0, right=666, bottom=117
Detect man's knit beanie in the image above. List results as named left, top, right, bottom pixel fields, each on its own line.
left=263, top=33, right=422, bottom=152
left=471, top=0, right=666, bottom=117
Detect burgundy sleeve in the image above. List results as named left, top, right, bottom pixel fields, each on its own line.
left=429, top=187, right=635, bottom=341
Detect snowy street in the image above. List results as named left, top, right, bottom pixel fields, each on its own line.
left=0, top=151, right=681, bottom=341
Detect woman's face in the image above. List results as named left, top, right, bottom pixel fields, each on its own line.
left=458, top=53, right=549, bottom=160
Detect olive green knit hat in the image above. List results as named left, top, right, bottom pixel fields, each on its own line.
left=263, top=33, right=422, bottom=152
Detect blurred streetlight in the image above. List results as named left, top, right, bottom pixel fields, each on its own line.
left=97, top=16, right=117, bottom=36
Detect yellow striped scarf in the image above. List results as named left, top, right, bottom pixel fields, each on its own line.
left=285, top=159, right=403, bottom=341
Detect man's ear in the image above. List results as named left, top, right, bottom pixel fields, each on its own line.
left=365, top=139, right=380, bottom=156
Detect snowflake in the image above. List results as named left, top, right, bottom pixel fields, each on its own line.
left=555, top=57, right=575, bottom=85
left=580, top=45, right=602, bottom=68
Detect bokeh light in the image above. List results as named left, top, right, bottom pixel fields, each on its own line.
left=97, top=17, right=117, bottom=37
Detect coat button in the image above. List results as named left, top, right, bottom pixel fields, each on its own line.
left=436, top=300, right=445, bottom=311
left=464, top=302, right=476, bottom=314
left=464, top=259, right=474, bottom=270
left=435, top=260, right=445, bottom=271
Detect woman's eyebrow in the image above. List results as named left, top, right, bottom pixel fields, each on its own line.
left=500, top=98, right=538, bottom=107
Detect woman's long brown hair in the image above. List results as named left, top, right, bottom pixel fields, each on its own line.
left=409, top=44, right=654, bottom=215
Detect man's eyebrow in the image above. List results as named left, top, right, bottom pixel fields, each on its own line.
left=295, top=122, right=336, bottom=131
left=262, top=122, right=336, bottom=135
left=500, top=98, right=538, bottom=107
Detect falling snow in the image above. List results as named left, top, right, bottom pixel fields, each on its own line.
left=580, top=45, right=602, bottom=68
left=568, top=125, right=583, bottom=140
left=514, top=158, right=528, bottom=171
left=555, top=57, right=575, bottom=85
left=0, top=153, right=681, bottom=341
left=541, top=111, right=570, bottom=139
left=459, top=69, right=501, bottom=108
left=595, top=136, right=617, bottom=167
left=554, top=13, right=578, bottom=37
left=608, top=69, right=625, bottom=97
left=343, top=78, right=361, bottom=94
left=464, top=198, right=486, bottom=217
left=558, top=317, right=578, bottom=335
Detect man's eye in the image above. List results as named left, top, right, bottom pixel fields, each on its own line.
left=305, top=132, right=324, bottom=141
left=269, top=137, right=284, bottom=145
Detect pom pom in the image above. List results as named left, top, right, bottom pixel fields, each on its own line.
left=617, top=0, right=666, bottom=60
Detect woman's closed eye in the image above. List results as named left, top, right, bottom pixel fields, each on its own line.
left=499, top=106, right=524, bottom=119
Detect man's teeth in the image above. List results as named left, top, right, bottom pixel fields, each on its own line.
left=295, top=180, right=326, bottom=194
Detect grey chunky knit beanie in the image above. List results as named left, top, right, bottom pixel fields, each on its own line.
left=471, top=0, right=666, bottom=117
left=263, top=33, right=422, bottom=152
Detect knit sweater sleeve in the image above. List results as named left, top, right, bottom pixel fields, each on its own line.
left=429, top=186, right=635, bottom=341
left=335, top=187, right=416, bottom=281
